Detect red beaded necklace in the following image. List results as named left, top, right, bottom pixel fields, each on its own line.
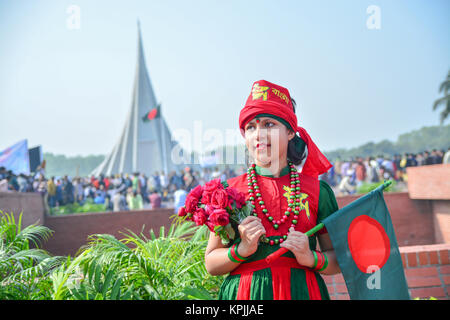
left=247, top=161, right=302, bottom=246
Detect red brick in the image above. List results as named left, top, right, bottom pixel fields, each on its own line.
left=429, top=251, right=439, bottom=265
left=401, top=253, right=407, bottom=268
left=336, top=284, right=348, bottom=294
left=322, top=275, right=333, bottom=284
left=407, top=252, right=418, bottom=267
left=440, top=265, right=450, bottom=274
left=334, top=273, right=345, bottom=284
left=405, top=266, right=438, bottom=278
left=418, top=251, right=428, bottom=266
left=326, top=285, right=335, bottom=295
left=407, top=277, right=442, bottom=288
left=336, top=293, right=350, bottom=300
left=439, top=250, right=449, bottom=265
left=443, top=276, right=450, bottom=285
left=410, top=287, right=446, bottom=299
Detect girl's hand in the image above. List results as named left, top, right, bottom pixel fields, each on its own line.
left=280, top=227, right=315, bottom=268
left=237, top=216, right=266, bottom=258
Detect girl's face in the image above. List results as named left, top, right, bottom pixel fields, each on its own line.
left=243, top=117, right=295, bottom=168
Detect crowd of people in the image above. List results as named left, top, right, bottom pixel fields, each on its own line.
left=321, top=148, right=450, bottom=195
left=0, top=165, right=241, bottom=214
left=1, top=147, right=449, bottom=211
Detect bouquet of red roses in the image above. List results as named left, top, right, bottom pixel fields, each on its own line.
left=178, top=178, right=262, bottom=245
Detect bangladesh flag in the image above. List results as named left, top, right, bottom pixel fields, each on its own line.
left=322, top=183, right=410, bottom=300
left=142, top=104, right=161, bottom=122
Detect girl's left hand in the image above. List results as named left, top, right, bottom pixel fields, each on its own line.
left=280, top=227, right=315, bottom=268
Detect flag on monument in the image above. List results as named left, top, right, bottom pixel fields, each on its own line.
left=321, top=183, right=410, bottom=299
left=142, top=104, right=161, bottom=122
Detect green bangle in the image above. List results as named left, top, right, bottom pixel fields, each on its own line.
left=311, top=250, right=318, bottom=269
left=234, top=243, right=249, bottom=261
left=228, top=246, right=240, bottom=263
left=318, top=253, right=328, bottom=272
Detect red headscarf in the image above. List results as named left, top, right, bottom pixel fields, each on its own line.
left=239, top=80, right=332, bottom=179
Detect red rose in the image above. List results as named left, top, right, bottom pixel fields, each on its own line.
left=210, top=189, right=229, bottom=209
left=226, top=187, right=246, bottom=209
left=203, top=178, right=223, bottom=192
left=209, top=208, right=229, bottom=226
left=193, top=207, right=207, bottom=226
left=178, top=206, right=187, bottom=217
left=189, top=184, right=203, bottom=200
left=204, top=205, right=214, bottom=216
left=201, top=179, right=223, bottom=205
left=205, top=220, right=215, bottom=232
left=184, top=185, right=203, bottom=212
left=185, top=193, right=199, bottom=214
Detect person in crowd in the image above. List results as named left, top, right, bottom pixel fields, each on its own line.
left=139, top=173, right=148, bottom=204
left=94, top=189, right=105, bottom=204
left=126, top=188, right=143, bottom=210
left=47, top=177, right=57, bottom=207
left=7, top=171, right=19, bottom=191
left=183, top=167, right=197, bottom=191
left=17, top=174, right=28, bottom=192
left=148, top=189, right=162, bottom=209
left=355, top=157, right=366, bottom=188
left=63, top=175, right=74, bottom=204
left=2, top=145, right=447, bottom=211
left=0, top=176, right=9, bottom=192
left=173, top=185, right=187, bottom=214
left=443, top=147, right=450, bottom=164
left=0, top=167, right=7, bottom=180
left=112, top=189, right=122, bottom=212
left=112, top=190, right=128, bottom=212
left=104, top=194, right=113, bottom=211
left=73, top=177, right=84, bottom=204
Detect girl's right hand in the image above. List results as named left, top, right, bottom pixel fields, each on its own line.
left=237, top=216, right=266, bottom=258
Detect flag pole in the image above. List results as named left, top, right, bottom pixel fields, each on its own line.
left=265, top=180, right=393, bottom=264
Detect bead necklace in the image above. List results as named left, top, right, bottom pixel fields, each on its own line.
left=247, top=161, right=302, bottom=246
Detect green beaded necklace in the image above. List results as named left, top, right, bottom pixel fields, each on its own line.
left=247, top=161, right=302, bottom=246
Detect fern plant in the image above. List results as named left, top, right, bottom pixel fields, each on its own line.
left=0, top=210, right=64, bottom=300
left=51, top=216, right=224, bottom=300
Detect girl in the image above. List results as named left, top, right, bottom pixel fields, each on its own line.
left=205, top=80, right=341, bottom=300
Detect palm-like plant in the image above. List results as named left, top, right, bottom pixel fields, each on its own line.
left=51, top=216, right=225, bottom=300
left=0, top=210, right=64, bottom=300
left=433, top=70, right=450, bottom=124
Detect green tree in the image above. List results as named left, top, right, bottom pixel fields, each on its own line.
left=43, top=153, right=105, bottom=178
left=433, top=70, right=450, bottom=125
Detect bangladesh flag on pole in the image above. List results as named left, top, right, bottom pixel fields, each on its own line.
left=142, top=104, right=161, bottom=122
left=322, top=182, right=410, bottom=300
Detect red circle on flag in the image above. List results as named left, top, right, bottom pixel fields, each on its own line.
left=347, top=215, right=390, bottom=273
left=147, top=108, right=158, bottom=120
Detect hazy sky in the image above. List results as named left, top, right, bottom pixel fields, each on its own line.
left=1, top=0, right=449, bottom=157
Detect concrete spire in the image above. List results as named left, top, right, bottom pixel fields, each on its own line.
left=92, top=22, right=179, bottom=177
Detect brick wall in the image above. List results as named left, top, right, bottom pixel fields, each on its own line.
left=0, top=192, right=45, bottom=228
left=406, top=164, right=450, bottom=200
left=42, top=208, right=175, bottom=256
left=322, top=243, right=450, bottom=300
left=336, top=192, right=435, bottom=246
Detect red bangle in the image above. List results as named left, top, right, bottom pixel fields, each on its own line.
left=230, top=243, right=247, bottom=263
left=312, top=251, right=325, bottom=271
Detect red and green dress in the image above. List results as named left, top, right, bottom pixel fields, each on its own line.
left=218, top=165, right=339, bottom=300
